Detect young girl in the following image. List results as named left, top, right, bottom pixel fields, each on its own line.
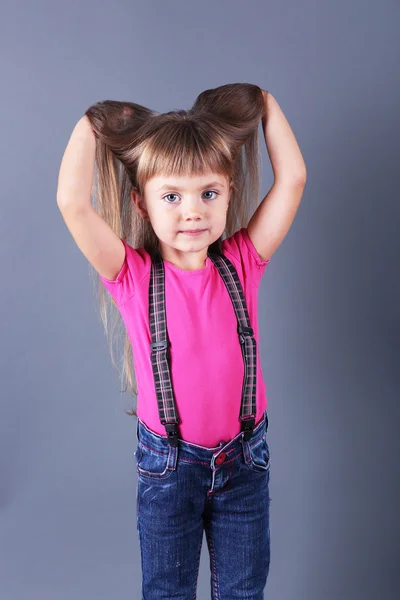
left=57, top=83, right=306, bottom=600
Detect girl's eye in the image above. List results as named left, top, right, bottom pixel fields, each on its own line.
left=162, top=190, right=220, bottom=204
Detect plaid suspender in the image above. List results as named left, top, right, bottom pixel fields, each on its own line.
left=149, top=248, right=257, bottom=447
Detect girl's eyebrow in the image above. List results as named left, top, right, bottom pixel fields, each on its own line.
left=155, top=181, right=225, bottom=192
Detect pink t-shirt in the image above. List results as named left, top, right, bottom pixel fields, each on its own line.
left=99, top=228, right=270, bottom=448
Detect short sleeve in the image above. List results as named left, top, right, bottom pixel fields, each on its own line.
left=222, top=227, right=270, bottom=288
left=99, top=239, right=150, bottom=306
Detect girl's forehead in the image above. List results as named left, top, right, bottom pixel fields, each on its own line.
left=146, top=173, right=229, bottom=191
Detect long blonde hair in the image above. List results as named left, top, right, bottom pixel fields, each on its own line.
left=84, top=82, right=265, bottom=416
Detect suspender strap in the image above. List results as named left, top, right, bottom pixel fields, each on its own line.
left=208, top=254, right=257, bottom=441
left=148, top=251, right=180, bottom=447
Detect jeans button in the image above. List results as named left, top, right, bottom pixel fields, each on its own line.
left=215, top=452, right=227, bottom=465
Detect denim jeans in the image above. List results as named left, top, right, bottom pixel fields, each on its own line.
left=134, top=410, right=271, bottom=600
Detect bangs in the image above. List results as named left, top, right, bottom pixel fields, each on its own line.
left=136, top=118, right=233, bottom=191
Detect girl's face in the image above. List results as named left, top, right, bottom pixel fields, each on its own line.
left=132, top=172, right=232, bottom=269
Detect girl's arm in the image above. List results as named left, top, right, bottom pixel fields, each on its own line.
left=56, top=116, right=96, bottom=209
left=261, top=91, right=307, bottom=183
left=247, top=91, right=307, bottom=262
left=56, top=117, right=126, bottom=281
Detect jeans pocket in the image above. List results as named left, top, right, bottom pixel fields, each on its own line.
left=247, top=435, right=271, bottom=473
left=135, top=442, right=175, bottom=480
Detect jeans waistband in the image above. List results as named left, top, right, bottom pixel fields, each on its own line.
left=136, top=409, right=268, bottom=464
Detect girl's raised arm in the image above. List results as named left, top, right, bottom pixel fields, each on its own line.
left=56, top=116, right=96, bottom=210
left=56, top=117, right=126, bottom=282
left=247, top=92, right=307, bottom=262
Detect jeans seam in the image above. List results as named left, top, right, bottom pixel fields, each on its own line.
left=205, top=527, right=221, bottom=600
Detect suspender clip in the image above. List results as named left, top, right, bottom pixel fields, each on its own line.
left=164, top=422, right=179, bottom=447
left=241, top=416, right=255, bottom=441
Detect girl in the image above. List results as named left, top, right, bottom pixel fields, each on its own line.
left=57, top=83, right=306, bottom=600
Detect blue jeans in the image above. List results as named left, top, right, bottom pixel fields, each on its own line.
left=134, top=410, right=271, bottom=599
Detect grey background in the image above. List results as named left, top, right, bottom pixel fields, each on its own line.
left=1, top=1, right=399, bottom=599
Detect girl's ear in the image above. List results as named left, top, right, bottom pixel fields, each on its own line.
left=131, top=189, right=150, bottom=221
